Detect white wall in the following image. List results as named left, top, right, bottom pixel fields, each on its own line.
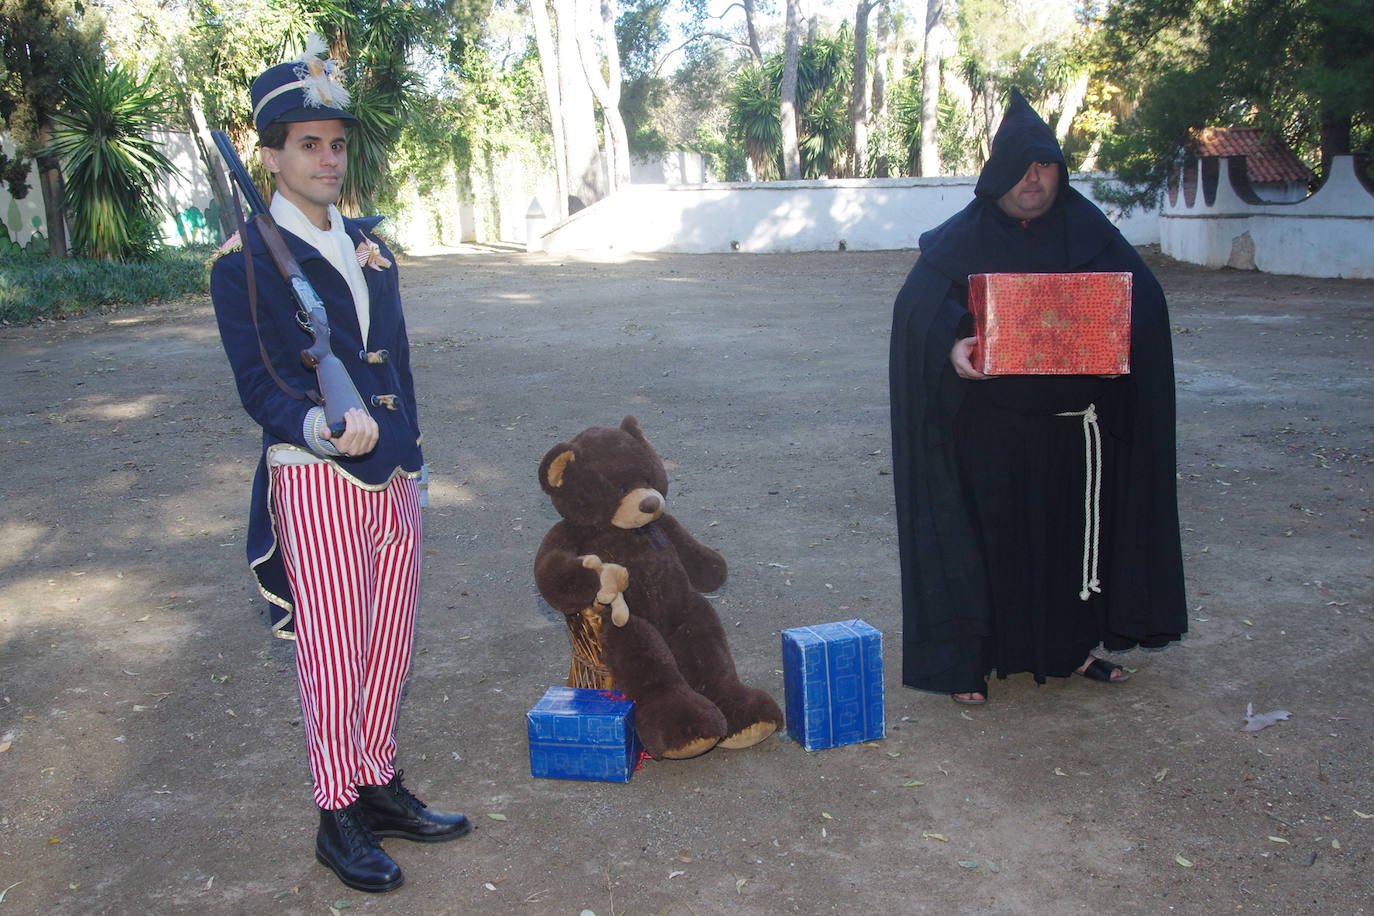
left=533, top=173, right=1160, bottom=255
left=151, top=129, right=224, bottom=245
left=1161, top=156, right=1374, bottom=279
left=0, top=130, right=223, bottom=251
left=0, top=134, right=47, bottom=250
left=629, top=151, right=714, bottom=185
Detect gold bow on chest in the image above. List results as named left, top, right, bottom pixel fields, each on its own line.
left=355, top=238, right=392, bottom=271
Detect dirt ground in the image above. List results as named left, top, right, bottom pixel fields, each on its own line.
left=0, top=246, right=1371, bottom=915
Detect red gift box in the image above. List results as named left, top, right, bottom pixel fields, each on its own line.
left=968, top=272, right=1132, bottom=375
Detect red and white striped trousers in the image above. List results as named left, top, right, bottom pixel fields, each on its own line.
left=271, top=463, right=423, bottom=810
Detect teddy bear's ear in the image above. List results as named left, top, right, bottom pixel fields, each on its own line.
left=620, top=415, right=646, bottom=442
left=539, top=445, right=576, bottom=493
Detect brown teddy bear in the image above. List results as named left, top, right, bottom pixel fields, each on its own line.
left=534, top=416, right=784, bottom=760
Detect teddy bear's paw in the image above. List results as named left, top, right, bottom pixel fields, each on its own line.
left=595, top=562, right=629, bottom=605
left=658, top=735, right=721, bottom=760
left=635, top=691, right=728, bottom=760
left=718, top=720, right=778, bottom=750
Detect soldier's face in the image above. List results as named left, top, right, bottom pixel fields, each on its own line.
left=261, top=119, right=348, bottom=226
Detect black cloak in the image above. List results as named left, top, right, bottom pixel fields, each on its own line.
left=888, top=90, right=1187, bottom=694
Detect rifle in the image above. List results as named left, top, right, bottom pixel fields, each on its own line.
left=211, top=129, right=365, bottom=438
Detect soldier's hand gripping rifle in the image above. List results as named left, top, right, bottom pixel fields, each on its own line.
left=212, top=129, right=365, bottom=438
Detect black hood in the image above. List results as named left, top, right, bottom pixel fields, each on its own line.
left=974, top=88, right=1066, bottom=200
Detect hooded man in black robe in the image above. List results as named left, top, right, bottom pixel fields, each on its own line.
left=888, top=89, right=1187, bottom=703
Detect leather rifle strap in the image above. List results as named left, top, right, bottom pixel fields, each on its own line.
left=232, top=184, right=322, bottom=406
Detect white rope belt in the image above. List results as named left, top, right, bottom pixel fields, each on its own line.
left=1056, top=403, right=1102, bottom=601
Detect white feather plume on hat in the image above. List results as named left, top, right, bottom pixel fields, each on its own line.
left=292, top=35, right=352, bottom=111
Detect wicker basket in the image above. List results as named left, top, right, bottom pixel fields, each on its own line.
left=566, top=603, right=615, bottom=690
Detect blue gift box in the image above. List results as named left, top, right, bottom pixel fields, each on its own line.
left=527, top=686, right=642, bottom=782
left=782, top=619, right=885, bottom=751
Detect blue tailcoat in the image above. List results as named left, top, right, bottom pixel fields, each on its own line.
left=210, top=216, right=422, bottom=635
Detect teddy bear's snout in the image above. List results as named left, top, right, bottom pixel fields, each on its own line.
left=611, top=487, right=665, bottom=528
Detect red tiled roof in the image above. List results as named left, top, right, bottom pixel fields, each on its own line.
left=1188, top=127, right=1315, bottom=184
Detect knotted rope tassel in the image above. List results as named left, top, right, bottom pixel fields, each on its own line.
left=1056, top=403, right=1102, bottom=601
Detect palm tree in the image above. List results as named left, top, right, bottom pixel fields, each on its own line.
left=727, top=65, right=781, bottom=180
left=728, top=30, right=856, bottom=180
left=794, top=27, right=853, bottom=177
left=46, top=60, right=177, bottom=261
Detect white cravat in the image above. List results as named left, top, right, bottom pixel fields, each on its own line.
left=269, top=194, right=371, bottom=344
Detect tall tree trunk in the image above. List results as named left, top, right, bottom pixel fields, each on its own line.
left=487, top=145, right=507, bottom=239
left=551, top=0, right=604, bottom=209
left=185, top=97, right=236, bottom=239
left=1079, top=136, right=1103, bottom=172
left=1318, top=108, right=1351, bottom=185
left=918, top=0, right=944, bottom=177
left=974, top=78, right=1000, bottom=168
left=872, top=19, right=889, bottom=178
left=34, top=117, right=68, bottom=257
left=849, top=0, right=875, bottom=179
left=574, top=0, right=631, bottom=193
left=600, top=0, right=628, bottom=189
left=530, top=0, right=570, bottom=221
left=741, top=0, right=764, bottom=64
left=780, top=0, right=802, bottom=180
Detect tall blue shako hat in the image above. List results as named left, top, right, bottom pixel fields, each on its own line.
left=251, top=36, right=358, bottom=134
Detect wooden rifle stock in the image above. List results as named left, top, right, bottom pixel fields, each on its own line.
left=211, top=130, right=365, bottom=438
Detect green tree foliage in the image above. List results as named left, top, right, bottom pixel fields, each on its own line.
left=0, top=0, right=102, bottom=256
left=616, top=0, right=669, bottom=81
left=726, top=26, right=854, bottom=179
left=369, top=0, right=551, bottom=238
left=465, top=11, right=552, bottom=162
left=157, top=1, right=313, bottom=138
left=0, top=146, right=28, bottom=197
left=616, top=0, right=673, bottom=154
left=727, top=62, right=780, bottom=178
left=45, top=59, right=178, bottom=260
left=0, top=0, right=100, bottom=153
left=888, top=70, right=977, bottom=175
left=670, top=43, right=745, bottom=178
left=616, top=21, right=744, bottom=177
left=954, top=0, right=1082, bottom=165
left=1092, top=0, right=1374, bottom=209
left=324, top=0, right=431, bottom=215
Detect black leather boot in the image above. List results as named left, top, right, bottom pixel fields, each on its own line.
left=356, top=770, right=472, bottom=843
left=315, top=801, right=405, bottom=893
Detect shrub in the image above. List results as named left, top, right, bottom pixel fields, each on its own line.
left=45, top=60, right=177, bottom=261
left=0, top=244, right=213, bottom=323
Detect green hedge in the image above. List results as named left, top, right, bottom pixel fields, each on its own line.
left=0, top=244, right=215, bottom=324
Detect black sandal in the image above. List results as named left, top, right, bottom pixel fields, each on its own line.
left=1077, top=658, right=1130, bottom=683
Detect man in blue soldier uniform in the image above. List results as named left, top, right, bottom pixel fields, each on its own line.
left=211, top=43, right=470, bottom=893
